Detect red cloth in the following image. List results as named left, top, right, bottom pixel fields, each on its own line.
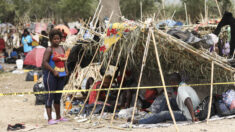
left=52, top=51, right=65, bottom=69
left=89, top=81, right=106, bottom=104
left=145, top=89, right=157, bottom=104
left=0, top=39, right=5, bottom=52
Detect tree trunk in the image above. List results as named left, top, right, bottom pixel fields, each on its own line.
left=100, top=0, right=122, bottom=23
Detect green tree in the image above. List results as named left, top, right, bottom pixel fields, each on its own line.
left=120, top=0, right=159, bottom=20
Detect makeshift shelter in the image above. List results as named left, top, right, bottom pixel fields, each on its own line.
left=24, top=46, right=46, bottom=68
left=60, top=5, right=235, bottom=131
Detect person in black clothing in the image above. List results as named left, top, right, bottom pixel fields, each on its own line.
left=214, top=11, right=235, bottom=57
left=39, top=31, right=49, bottom=48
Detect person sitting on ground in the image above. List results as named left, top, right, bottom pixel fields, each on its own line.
left=10, top=48, right=18, bottom=60
left=128, top=73, right=200, bottom=124
left=79, top=77, right=94, bottom=100
left=118, top=70, right=137, bottom=109
left=89, top=75, right=112, bottom=104
left=42, top=29, right=69, bottom=125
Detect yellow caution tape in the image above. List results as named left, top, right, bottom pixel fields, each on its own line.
left=0, top=81, right=234, bottom=96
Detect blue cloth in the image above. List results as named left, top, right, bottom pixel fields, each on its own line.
left=138, top=111, right=187, bottom=124
left=10, top=51, right=17, bottom=58
left=21, top=35, right=33, bottom=53
left=156, top=20, right=183, bottom=29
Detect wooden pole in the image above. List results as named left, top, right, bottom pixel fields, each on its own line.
left=78, top=57, right=106, bottom=115
left=94, top=5, right=103, bottom=30
left=130, top=28, right=151, bottom=128
left=140, top=1, right=143, bottom=22
left=89, top=43, right=118, bottom=119
left=65, top=46, right=100, bottom=115
left=207, top=61, right=214, bottom=124
left=184, top=3, right=188, bottom=25
left=204, top=0, right=207, bottom=22
left=162, top=0, right=166, bottom=18
left=214, top=0, right=222, bottom=17
left=151, top=30, right=179, bottom=132
left=111, top=53, right=130, bottom=124
left=99, top=44, right=124, bottom=122
left=91, top=0, right=102, bottom=26
left=63, top=48, right=87, bottom=101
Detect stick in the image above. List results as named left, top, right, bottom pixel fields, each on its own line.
left=151, top=30, right=179, bottom=132
left=207, top=61, right=214, bottom=124
left=111, top=52, right=131, bottom=124
left=140, top=1, right=143, bottom=22
left=78, top=57, right=106, bottom=115
left=65, top=45, right=100, bottom=115
left=130, top=28, right=151, bottom=128
left=204, top=0, right=207, bottom=23
left=94, top=5, right=103, bottom=30
left=162, top=0, right=166, bottom=18
left=91, top=0, right=102, bottom=26
left=171, top=10, right=176, bottom=20
left=89, top=43, right=118, bottom=119
left=214, top=0, right=222, bottom=17
left=63, top=48, right=87, bottom=101
left=184, top=3, right=188, bottom=25
left=99, top=44, right=124, bottom=122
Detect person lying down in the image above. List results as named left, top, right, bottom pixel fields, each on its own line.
left=128, top=73, right=200, bottom=124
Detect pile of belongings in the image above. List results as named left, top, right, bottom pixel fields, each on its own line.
left=195, top=89, right=235, bottom=121
left=167, top=28, right=219, bottom=50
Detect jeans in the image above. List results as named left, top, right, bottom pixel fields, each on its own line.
left=138, top=111, right=187, bottom=124
left=149, top=94, right=179, bottom=113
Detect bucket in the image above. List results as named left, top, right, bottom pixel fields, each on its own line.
left=16, top=59, right=23, bottom=70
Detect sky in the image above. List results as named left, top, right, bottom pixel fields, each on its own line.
left=165, top=0, right=181, bottom=5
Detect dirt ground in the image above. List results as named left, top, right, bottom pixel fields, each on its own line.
left=1, top=64, right=235, bottom=132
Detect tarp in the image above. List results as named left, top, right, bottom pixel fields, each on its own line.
left=35, top=23, right=47, bottom=34
left=24, top=46, right=46, bottom=67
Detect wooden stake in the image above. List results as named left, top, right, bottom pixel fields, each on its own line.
left=94, top=5, right=103, bottom=30
left=78, top=57, right=106, bottom=115
left=130, top=28, right=151, bottom=128
left=91, top=0, right=102, bottom=26
left=140, top=1, right=143, bottom=22
left=151, top=30, right=179, bottom=132
left=99, top=44, right=124, bottom=122
left=204, top=0, right=207, bottom=22
left=214, top=0, right=222, bottom=17
left=207, top=61, right=214, bottom=124
left=89, top=43, right=118, bottom=119
left=65, top=45, right=100, bottom=115
left=110, top=53, right=130, bottom=124
left=162, top=0, right=166, bottom=18
left=63, top=48, right=87, bottom=101
left=184, top=3, right=188, bottom=25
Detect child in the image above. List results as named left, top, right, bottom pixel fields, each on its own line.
left=42, top=29, right=68, bottom=125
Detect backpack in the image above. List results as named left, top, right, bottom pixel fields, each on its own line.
left=195, top=95, right=221, bottom=121
left=33, top=82, right=46, bottom=105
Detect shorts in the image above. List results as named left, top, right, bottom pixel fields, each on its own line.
left=43, top=71, right=66, bottom=108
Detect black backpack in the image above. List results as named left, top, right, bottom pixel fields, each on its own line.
left=33, top=82, right=46, bottom=105
left=195, top=95, right=221, bottom=121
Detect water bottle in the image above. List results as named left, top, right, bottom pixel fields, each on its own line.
left=33, top=72, right=38, bottom=82
left=65, top=97, right=72, bottom=110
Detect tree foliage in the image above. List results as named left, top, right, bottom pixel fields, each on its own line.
left=0, top=0, right=234, bottom=24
